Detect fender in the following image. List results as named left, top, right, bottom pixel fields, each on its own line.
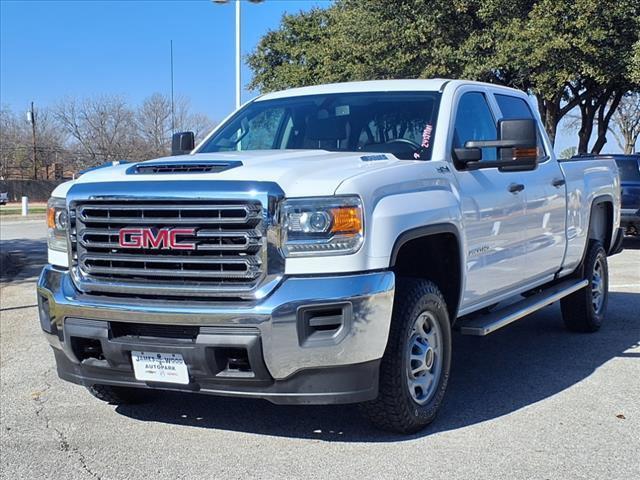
left=389, top=223, right=465, bottom=320
left=589, top=194, right=616, bottom=252
left=364, top=177, right=463, bottom=257
left=390, top=223, right=462, bottom=267
left=572, top=194, right=616, bottom=279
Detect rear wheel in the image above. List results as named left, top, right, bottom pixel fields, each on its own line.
left=561, top=241, right=609, bottom=333
left=360, top=278, right=451, bottom=433
left=87, top=384, right=154, bottom=405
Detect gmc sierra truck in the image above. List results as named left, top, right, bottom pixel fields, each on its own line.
left=38, top=80, right=624, bottom=433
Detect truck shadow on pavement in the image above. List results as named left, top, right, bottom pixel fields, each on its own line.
left=0, top=238, right=47, bottom=285
left=116, top=291, right=639, bottom=442
left=622, top=236, right=640, bottom=250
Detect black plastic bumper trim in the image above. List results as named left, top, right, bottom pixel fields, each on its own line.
left=53, top=347, right=379, bottom=405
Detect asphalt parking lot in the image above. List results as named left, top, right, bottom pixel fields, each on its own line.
left=1, top=219, right=639, bottom=479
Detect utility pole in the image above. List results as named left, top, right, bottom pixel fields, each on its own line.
left=27, top=102, right=38, bottom=180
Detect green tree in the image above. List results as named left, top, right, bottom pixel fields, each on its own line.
left=461, top=0, right=638, bottom=149
left=247, top=8, right=334, bottom=92
left=247, top=1, right=479, bottom=90
left=247, top=0, right=640, bottom=152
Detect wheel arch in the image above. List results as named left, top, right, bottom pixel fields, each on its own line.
left=572, top=194, right=615, bottom=278
left=390, top=224, right=464, bottom=321
left=589, top=195, right=614, bottom=251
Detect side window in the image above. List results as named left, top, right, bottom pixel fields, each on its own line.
left=211, top=108, right=286, bottom=151
left=495, top=94, right=547, bottom=159
left=240, top=108, right=286, bottom=150
left=453, top=92, right=497, bottom=161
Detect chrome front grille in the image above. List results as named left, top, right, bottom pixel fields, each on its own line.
left=70, top=200, right=269, bottom=298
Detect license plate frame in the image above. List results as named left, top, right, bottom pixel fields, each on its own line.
left=131, top=351, right=189, bottom=385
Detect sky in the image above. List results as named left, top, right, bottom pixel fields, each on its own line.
left=0, top=0, right=629, bottom=154
left=0, top=0, right=330, bottom=121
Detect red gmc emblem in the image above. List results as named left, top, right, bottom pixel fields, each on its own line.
left=118, top=227, right=197, bottom=250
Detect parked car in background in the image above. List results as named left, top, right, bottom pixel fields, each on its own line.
left=0, top=192, right=8, bottom=205
left=614, top=154, right=640, bottom=236
left=570, top=154, right=640, bottom=236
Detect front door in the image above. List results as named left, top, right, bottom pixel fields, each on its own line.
left=450, top=90, right=527, bottom=310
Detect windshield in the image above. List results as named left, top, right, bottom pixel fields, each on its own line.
left=198, top=91, right=441, bottom=160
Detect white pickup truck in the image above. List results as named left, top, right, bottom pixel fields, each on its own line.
left=38, top=79, right=623, bottom=433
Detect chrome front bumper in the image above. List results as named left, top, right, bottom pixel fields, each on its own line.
left=37, top=266, right=395, bottom=404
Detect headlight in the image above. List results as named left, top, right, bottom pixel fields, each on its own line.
left=280, top=196, right=364, bottom=257
left=47, top=197, right=68, bottom=252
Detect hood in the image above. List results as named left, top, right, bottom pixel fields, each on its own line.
left=52, top=150, right=403, bottom=198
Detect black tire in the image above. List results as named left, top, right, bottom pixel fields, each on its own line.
left=360, top=278, right=452, bottom=434
left=561, top=241, right=609, bottom=333
left=87, top=384, right=154, bottom=405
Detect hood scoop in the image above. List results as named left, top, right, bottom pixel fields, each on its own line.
left=128, top=160, right=242, bottom=175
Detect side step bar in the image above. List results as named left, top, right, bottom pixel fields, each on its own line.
left=459, top=279, right=589, bottom=336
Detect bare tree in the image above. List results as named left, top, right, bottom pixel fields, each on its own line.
left=55, top=95, right=137, bottom=164
left=2, top=94, right=216, bottom=179
left=0, top=106, right=22, bottom=179
left=610, top=92, right=640, bottom=154
left=184, top=112, right=215, bottom=142
left=136, top=93, right=172, bottom=158
left=173, top=96, right=215, bottom=141
left=0, top=105, right=65, bottom=179
left=134, top=93, right=215, bottom=158
left=34, top=108, right=66, bottom=178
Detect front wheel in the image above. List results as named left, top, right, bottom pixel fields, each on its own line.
left=561, top=241, right=609, bottom=333
left=360, top=278, right=452, bottom=434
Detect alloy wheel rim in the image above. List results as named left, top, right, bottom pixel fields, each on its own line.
left=405, top=311, right=443, bottom=405
left=591, top=256, right=605, bottom=314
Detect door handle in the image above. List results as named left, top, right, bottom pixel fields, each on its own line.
left=508, top=183, right=525, bottom=193
left=552, top=178, right=566, bottom=187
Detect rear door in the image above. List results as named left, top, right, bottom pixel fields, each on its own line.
left=492, top=93, right=567, bottom=282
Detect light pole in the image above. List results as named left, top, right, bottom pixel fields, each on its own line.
left=212, top=0, right=263, bottom=110
left=235, top=0, right=240, bottom=110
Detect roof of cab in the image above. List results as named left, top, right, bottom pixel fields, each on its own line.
left=257, top=79, right=449, bottom=101
left=256, top=79, right=523, bottom=101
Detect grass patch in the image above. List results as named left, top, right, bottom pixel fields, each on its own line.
left=0, top=206, right=47, bottom=216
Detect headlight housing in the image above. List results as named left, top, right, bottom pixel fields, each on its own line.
left=47, top=197, right=68, bottom=252
left=280, top=196, right=364, bottom=257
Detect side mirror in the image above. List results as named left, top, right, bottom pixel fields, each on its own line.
left=454, top=118, right=538, bottom=171
left=171, top=131, right=195, bottom=156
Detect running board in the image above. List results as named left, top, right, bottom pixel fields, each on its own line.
left=459, top=279, right=589, bottom=336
